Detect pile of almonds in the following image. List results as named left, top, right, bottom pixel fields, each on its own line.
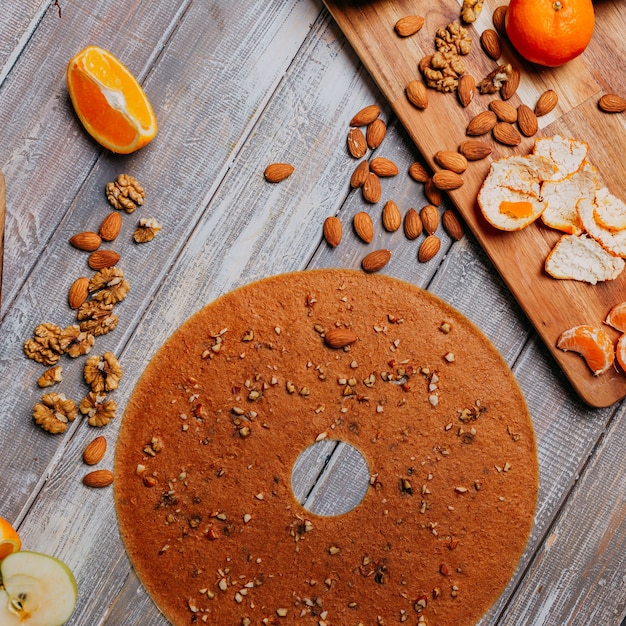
left=321, top=104, right=466, bottom=273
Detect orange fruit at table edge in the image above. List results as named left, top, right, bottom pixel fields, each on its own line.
left=0, top=516, right=21, bottom=561
left=556, top=325, right=614, bottom=376
left=505, top=0, right=595, bottom=67
left=66, top=45, right=157, bottom=154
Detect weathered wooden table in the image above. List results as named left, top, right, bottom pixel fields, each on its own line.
left=1, top=1, right=625, bottom=625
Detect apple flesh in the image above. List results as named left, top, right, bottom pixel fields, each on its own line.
left=0, top=551, right=77, bottom=626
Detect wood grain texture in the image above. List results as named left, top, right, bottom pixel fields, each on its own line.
left=323, top=0, right=626, bottom=407
left=0, top=0, right=624, bottom=625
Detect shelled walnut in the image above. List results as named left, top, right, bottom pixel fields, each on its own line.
left=24, top=323, right=63, bottom=365
left=477, top=63, right=513, bottom=94
left=37, top=365, right=63, bottom=388
left=106, top=174, right=145, bottom=213
left=461, top=0, right=483, bottom=22
left=80, top=392, right=117, bottom=427
left=133, top=217, right=162, bottom=243
left=77, top=300, right=118, bottom=337
left=89, top=266, right=130, bottom=305
left=420, top=22, right=472, bottom=93
left=84, top=352, right=123, bottom=393
left=58, top=324, right=95, bottom=357
left=33, top=392, right=77, bottom=434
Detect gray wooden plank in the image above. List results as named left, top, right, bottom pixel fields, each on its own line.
left=500, top=401, right=626, bottom=625
left=0, top=1, right=624, bottom=625
left=0, top=0, right=323, bottom=519
left=0, top=1, right=50, bottom=84
left=0, top=0, right=191, bottom=313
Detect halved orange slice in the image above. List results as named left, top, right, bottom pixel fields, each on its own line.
left=0, top=516, right=21, bottom=561
left=556, top=325, right=614, bottom=376
left=66, top=46, right=157, bottom=154
left=604, top=301, right=626, bottom=333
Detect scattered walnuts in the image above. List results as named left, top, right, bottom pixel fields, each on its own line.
left=89, top=267, right=130, bottom=305
left=420, top=22, right=472, bottom=93
left=83, top=352, right=123, bottom=393
left=24, top=323, right=63, bottom=365
left=33, top=392, right=77, bottom=434
left=80, top=392, right=117, bottom=427
left=461, top=0, right=483, bottom=23
left=133, top=217, right=162, bottom=243
left=37, top=366, right=63, bottom=388
left=106, top=174, right=145, bottom=213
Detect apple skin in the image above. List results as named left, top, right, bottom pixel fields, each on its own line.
left=0, top=550, right=78, bottom=626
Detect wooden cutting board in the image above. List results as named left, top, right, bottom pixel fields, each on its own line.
left=323, top=0, right=626, bottom=407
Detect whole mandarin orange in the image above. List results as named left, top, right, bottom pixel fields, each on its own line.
left=505, top=0, right=595, bottom=67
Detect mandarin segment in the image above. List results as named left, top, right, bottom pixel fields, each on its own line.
left=604, top=302, right=626, bottom=333
left=615, top=334, right=626, bottom=372
left=66, top=46, right=157, bottom=154
left=556, top=325, right=614, bottom=376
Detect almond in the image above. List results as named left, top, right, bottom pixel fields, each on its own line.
left=467, top=110, right=497, bottom=136
left=432, top=170, right=464, bottom=191
left=394, top=15, right=425, bottom=37
left=354, top=211, right=374, bottom=243
left=347, top=127, right=368, bottom=158
left=403, top=208, right=423, bottom=240
left=492, top=122, right=521, bottom=146
left=534, top=89, right=559, bottom=116
left=264, top=163, right=294, bottom=183
left=361, top=249, right=392, bottom=273
left=83, top=436, right=107, bottom=465
left=70, top=231, right=102, bottom=252
left=324, top=327, right=358, bottom=348
left=323, top=216, right=342, bottom=247
left=598, top=93, right=626, bottom=113
left=362, top=172, right=382, bottom=204
left=408, top=161, right=430, bottom=183
left=366, top=119, right=386, bottom=149
left=517, top=104, right=538, bottom=137
left=83, top=468, right=114, bottom=488
left=350, top=160, right=369, bottom=188
left=434, top=150, right=467, bottom=174
left=492, top=5, right=507, bottom=34
left=500, top=66, right=520, bottom=100
left=406, top=80, right=428, bottom=110
left=382, top=200, right=402, bottom=232
left=457, top=74, right=475, bottom=107
left=418, top=235, right=441, bottom=263
left=369, top=157, right=398, bottom=177
left=99, top=212, right=123, bottom=241
left=480, top=29, right=501, bottom=60
left=420, top=205, right=439, bottom=235
left=424, top=177, right=443, bottom=206
left=350, top=104, right=380, bottom=127
left=458, top=139, right=493, bottom=161
left=489, top=100, right=517, bottom=123
left=68, top=277, right=90, bottom=310
left=88, top=249, right=121, bottom=270
left=442, top=209, right=464, bottom=240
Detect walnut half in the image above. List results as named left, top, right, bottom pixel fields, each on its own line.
left=106, top=174, right=145, bottom=213
left=80, top=392, right=117, bottom=427
left=33, top=392, right=77, bottom=434
left=84, top=352, right=123, bottom=393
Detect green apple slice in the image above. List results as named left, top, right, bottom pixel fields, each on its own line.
left=0, top=551, right=77, bottom=626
